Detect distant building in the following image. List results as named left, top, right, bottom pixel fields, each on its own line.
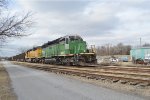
left=130, top=47, right=150, bottom=60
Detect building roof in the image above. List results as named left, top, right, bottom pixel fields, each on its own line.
left=131, top=47, right=150, bottom=50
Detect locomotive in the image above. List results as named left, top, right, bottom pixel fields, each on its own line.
left=12, top=35, right=97, bottom=66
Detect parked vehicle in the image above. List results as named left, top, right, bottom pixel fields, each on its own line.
left=120, top=57, right=128, bottom=62
left=144, top=54, right=150, bottom=64
left=110, top=58, right=118, bottom=63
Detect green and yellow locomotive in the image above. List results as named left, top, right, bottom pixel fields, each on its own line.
left=24, top=35, right=97, bottom=65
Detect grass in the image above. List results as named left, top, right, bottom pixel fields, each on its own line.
left=0, top=63, right=17, bottom=100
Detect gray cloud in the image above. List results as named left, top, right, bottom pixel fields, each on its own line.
left=1, top=0, right=150, bottom=56
left=32, top=0, right=91, bottom=13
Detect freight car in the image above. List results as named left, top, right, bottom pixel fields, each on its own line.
left=25, top=35, right=97, bottom=66
left=12, top=53, right=25, bottom=62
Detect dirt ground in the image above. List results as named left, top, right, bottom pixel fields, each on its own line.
left=0, top=63, right=17, bottom=100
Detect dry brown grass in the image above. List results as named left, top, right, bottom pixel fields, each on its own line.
left=0, top=63, right=17, bottom=100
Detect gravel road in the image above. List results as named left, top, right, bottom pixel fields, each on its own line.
left=3, top=61, right=146, bottom=100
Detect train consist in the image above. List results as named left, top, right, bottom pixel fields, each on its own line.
left=11, top=53, right=25, bottom=62
left=12, top=35, right=97, bottom=65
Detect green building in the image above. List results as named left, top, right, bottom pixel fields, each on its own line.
left=130, top=47, right=150, bottom=60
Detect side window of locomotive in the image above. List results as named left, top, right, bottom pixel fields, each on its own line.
left=69, top=36, right=83, bottom=41
left=59, top=38, right=65, bottom=44
left=69, top=36, right=74, bottom=41
left=66, top=38, right=69, bottom=44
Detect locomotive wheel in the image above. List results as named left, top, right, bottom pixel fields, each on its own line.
left=65, top=58, right=70, bottom=66
left=66, top=62, right=70, bottom=66
left=78, top=60, right=85, bottom=66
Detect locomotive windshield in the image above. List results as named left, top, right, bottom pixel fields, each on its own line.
left=69, top=36, right=83, bottom=41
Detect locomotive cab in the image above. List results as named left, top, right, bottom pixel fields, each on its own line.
left=62, top=35, right=97, bottom=65
left=62, top=35, right=85, bottom=54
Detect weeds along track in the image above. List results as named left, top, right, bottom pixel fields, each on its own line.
left=13, top=62, right=150, bottom=87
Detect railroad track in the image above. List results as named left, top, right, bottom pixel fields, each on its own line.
left=95, top=66, right=150, bottom=73
left=13, top=62, right=150, bottom=87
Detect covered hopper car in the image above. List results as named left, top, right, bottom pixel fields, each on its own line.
left=12, top=53, right=25, bottom=62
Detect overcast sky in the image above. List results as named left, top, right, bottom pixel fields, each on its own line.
left=1, top=0, right=150, bottom=57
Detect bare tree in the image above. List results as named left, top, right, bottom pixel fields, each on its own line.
left=142, top=43, right=150, bottom=47
left=96, top=43, right=131, bottom=56
left=0, top=0, right=33, bottom=44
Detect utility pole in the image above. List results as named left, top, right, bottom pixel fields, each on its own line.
left=140, top=37, right=142, bottom=47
